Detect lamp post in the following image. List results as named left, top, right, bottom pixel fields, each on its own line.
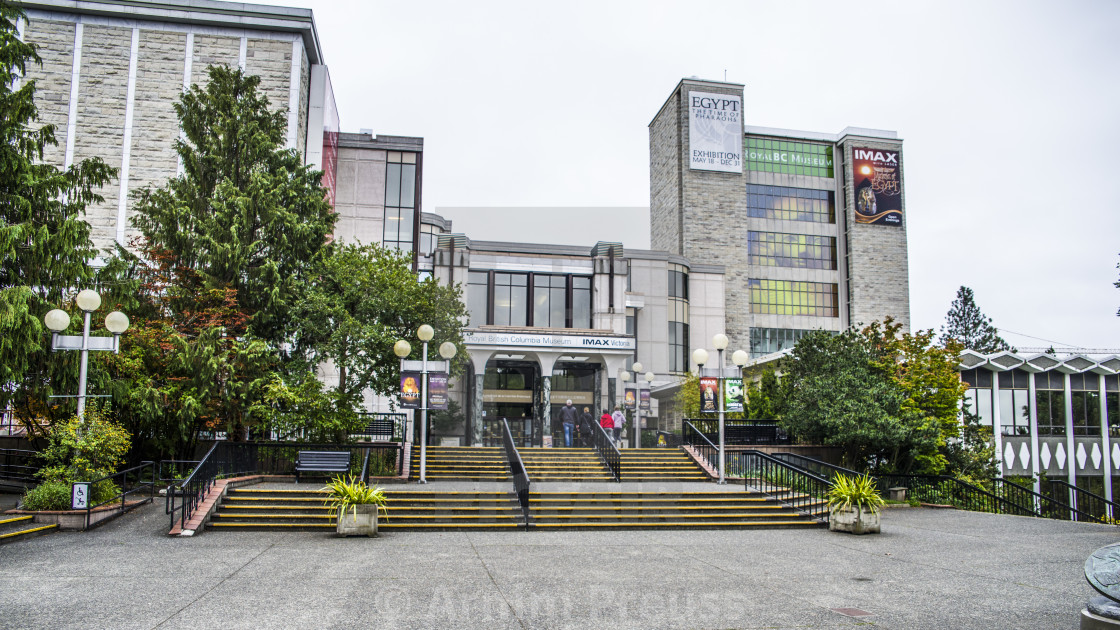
left=43, top=289, right=129, bottom=421
left=395, top=325, right=457, bottom=484
left=691, top=335, right=748, bottom=484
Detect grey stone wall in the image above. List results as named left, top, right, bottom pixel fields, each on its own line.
left=649, top=90, right=680, bottom=254
left=190, top=34, right=239, bottom=84
left=21, top=19, right=73, bottom=168
left=245, top=37, right=292, bottom=125
left=838, top=139, right=911, bottom=331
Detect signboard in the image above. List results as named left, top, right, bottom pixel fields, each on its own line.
left=428, top=372, right=448, bottom=410
left=688, top=91, right=742, bottom=173
left=724, top=378, right=745, bottom=413
left=399, top=371, right=421, bottom=409
left=464, top=331, right=635, bottom=351
left=483, top=389, right=533, bottom=404
left=640, top=389, right=650, bottom=411
left=71, top=482, right=89, bottom=510
left=700, top=377, right=719, bottom=413
left=553, top=391, right=594, bottom=406
left=851, top=147, right=903, bottom=227
left=624, top=389, right=636, bottom=410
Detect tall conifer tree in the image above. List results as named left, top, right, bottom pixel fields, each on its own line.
left=940, top=286, right=1013, bottom=353
left=0, top=2, right=116, bottom=421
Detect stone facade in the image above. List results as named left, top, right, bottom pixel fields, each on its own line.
left=18, top=2, right=318, bottom=253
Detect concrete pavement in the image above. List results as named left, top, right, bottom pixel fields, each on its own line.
left=0, top=491, right=1115, bottom=629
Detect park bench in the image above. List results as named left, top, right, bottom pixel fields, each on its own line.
left=294, top=451, right=350, bottom=483
left=352, top=418, right=395, bottom=441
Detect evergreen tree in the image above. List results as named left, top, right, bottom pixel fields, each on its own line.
left=0, top=3, right=116, bottom=425
left=940, top=286, right=1012, bottom=353
left=129, top=64, right=335, bottom=347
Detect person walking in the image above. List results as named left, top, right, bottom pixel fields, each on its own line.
left=599, top=410, right=614, bottom=444
left=612, top=406, right=627, bottom=446
left=578, top=406, right=594, bottom=447
left=559, top=399, right=578, bottom=447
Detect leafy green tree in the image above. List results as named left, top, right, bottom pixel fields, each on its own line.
left=780, top=329, right=911, bottom=470
left=940, top=286, right=1013, bottom=353
left=291, top=243, right=467, bottom=402
left=0, top=2, right=116, bottom=430
left=129, top=64, right=335, bottom=347
left=744, top=367, right=787, bottom=420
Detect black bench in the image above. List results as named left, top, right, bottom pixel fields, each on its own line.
left=294, top=451, right=351, bottom=483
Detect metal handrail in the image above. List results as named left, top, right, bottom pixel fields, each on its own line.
left=683, top=419, right=791, bottom=445
left=682, top=421, right=720, bottom=476
left=360, top=447, right=371, bottom=484
left=588, top=420, right=621, bottom=482
left=501, top=418, right=531, bottom=529
left=770, top=452, right=861, bottom=481
left=1041, top=477, right=1120, bottom=523
left=0, top=448, right=41, bottom=486
left=740, top=449, right=832, bottom=520
left=84, top=461, right=156, bottom=530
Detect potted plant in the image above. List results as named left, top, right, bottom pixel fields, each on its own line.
left=323, top=475, right=389, bottom=537
left=827, top=473, right=884, bottom=534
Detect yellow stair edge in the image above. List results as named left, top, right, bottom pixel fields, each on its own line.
left=531, top=521, right=819, bottom=528
left=0, top=515, right=34, bottom=526
left=0, top=524, right=59, bottom=540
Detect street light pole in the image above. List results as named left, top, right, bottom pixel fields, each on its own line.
left=692, top=335, right=746, bottom=485
left=44, top=290, right=129, bottom=423
left=395, top=325, right=456, bottom=485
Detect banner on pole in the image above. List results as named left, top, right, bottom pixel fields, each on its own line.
left=400, top=372, right=421, bottom=409
left=428, top=372, right=448, bottom=410
left=700, top=377, right=719, bottom=413
left=724, top=378, right=744, bottom=413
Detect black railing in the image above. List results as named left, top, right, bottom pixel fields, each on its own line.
left=501, top=419, right=531, bottom=528
left=740, top=450, right=831, bottom=520
left=168, top=441, right=256, bottom=532
left=1042, top=477, right=1120, bottom=523
left=770, top=452, right=860, bottom=482
left=84, top=462, right=156, bottom=530
left=0, top=448, right=41, bottom=487
left=683, top=419, right=791, bottom=445
left=588, top=419, right=621, bottom=482
left=352, top=413, right=407, bottom=442
left=682, top=421, right=720, bottom=476
left=157, top=460, right=199, bottom=483
left=359, top=448, right=372, bottom=484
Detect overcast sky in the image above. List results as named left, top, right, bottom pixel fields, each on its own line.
left=250, top=0, right=1119, bottom=352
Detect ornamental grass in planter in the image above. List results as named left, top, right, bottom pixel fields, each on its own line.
left=827, top=473, right=885, bottom=535
left=322, top=475, right=389, bottom=537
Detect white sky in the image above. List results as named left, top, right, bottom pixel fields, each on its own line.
left=251, top=0, right=1119, bottom=351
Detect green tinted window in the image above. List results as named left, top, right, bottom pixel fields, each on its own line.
left=745, top=138, right=834, bottom=177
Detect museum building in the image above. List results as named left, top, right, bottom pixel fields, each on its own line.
left=15, top=1, right=917, bottom=449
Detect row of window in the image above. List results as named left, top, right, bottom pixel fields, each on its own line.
left=747, top=232, right=837, bottom=270
left=467, top=271, right=592, bottom=329
left=749, top=327, right=818, bottom=358
left=383, top=153, right=418, bottom=252
left=962, top=370, right=1120, bottom=437
left=744, top=138, right=835, bottom=178
left=747, top=185, right=835, bottom=224
left=747, top=279, right=839, bottom=318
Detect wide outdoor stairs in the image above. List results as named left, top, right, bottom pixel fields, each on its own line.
left=0, top=514, right=57, bottom=544
left=414, top=446, right=708, bottom=483
left=208, top=486, right=821, bottom=531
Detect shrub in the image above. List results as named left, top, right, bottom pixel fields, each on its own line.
left=322, top=475, right=389, bottom=522
left=21, top=480, right=71, bottom=511
left=827, top=473, right=885, bottom=514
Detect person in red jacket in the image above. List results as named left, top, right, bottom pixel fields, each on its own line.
left=600, top=412, right=614, bottom=443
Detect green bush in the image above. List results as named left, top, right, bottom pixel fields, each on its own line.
left=21, top=480, right=71, bottom=511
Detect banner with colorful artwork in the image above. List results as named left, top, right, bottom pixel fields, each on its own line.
left=700, top=377, right=719, bottom=413
left=427, top=372, right=448, bottom=410
left=852, top=147, right=903, bottom=227
left=400, top=372, right=421, bottom=409
left=724, top=378, right=744, bottom=413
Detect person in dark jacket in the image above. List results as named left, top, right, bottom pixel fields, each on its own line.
left=558, top=400, right=578, bottom=447
left=578, top=406, right=595, bottom=446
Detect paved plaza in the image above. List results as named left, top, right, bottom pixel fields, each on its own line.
left=0, top=488, right=1115, bottom=629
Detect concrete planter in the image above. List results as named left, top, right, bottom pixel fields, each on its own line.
left=829, top=506, right=881, bottom=534
left=335, top=503, right=379, bottom=537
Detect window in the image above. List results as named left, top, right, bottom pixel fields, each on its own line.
left=668, top=299, right=689, bottom=373
left=419, top=224, right=441, bottom=257
left=747, top=185, right=834, bottom=224
left=1107, top=374, right=1120, bottom=437
left=747, top=279, right=838, bottom=317
left=533, top=275, right=567, bottom=328
left=749, top=327, right=818, bottom=358
left=383, top=152, right=417, bottom=252
left=467, top=271, right=489, bottom=327
left=571, top=276, right=591, bottom=328
left=748, top=232, right=837, bottom=270
left=1035, top=370, right=1066, bottom=437
left=1071, top=372, right=1101, bottom=437
left=997, top=369, right=1030, bottom=437
left=493, top=273, right=528, bottom=327
left=744, top=138, right=834, bottom=177
left=668, top=265, right=689, bottom=300
left=961, top=369, right=995, bottom=427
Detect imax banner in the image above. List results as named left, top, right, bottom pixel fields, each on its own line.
left=689, top=91, right=742, bottom=173
left=852, top=147, right=903, bottom=227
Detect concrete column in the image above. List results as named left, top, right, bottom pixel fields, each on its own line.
left=1029, top=372, right=1041, bottom=500
left=1100, top=373, right=1112, bottom=519
left=992, top=369, right=1003, bottom=477
left=608, top=377, right=617, bottom=413
left=539, top=376, right=551, bottom=447
left=1064, top=372, right=1076, bottom=516
left=471, top=372, right=485, bottom=447
left=593, top=369, right=603, bottom=420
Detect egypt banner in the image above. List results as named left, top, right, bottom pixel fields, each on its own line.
left=624, top=388, right=636, bottom=410
left=724, top=378, right=745, bottom=413
left=851, top=147, right=903, bottom=227
left=700, top=377, right=719, bottom=413
left=399, top=372, right=421, bottom=409
left=427, top=372, right=449, bottom=410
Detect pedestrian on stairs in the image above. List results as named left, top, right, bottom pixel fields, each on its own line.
left=578, top=407, right=594, bottom=447
left=559, top=399, right=578, bottom=447
left=612, top=406, right=626, bottom=446
left=600, top=411, right=614, bottom=444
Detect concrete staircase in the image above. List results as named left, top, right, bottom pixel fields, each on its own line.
left=619, top=449, right=709, bottom=482
left=411, top=446, right=510, bottom=482
left=528, top=491, right=821, bottom=529
left=209, top=487, right=525, bottom=531
left=519, top=448, right=614, bottom=482
left=0, top=514, right=58, bottom=544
